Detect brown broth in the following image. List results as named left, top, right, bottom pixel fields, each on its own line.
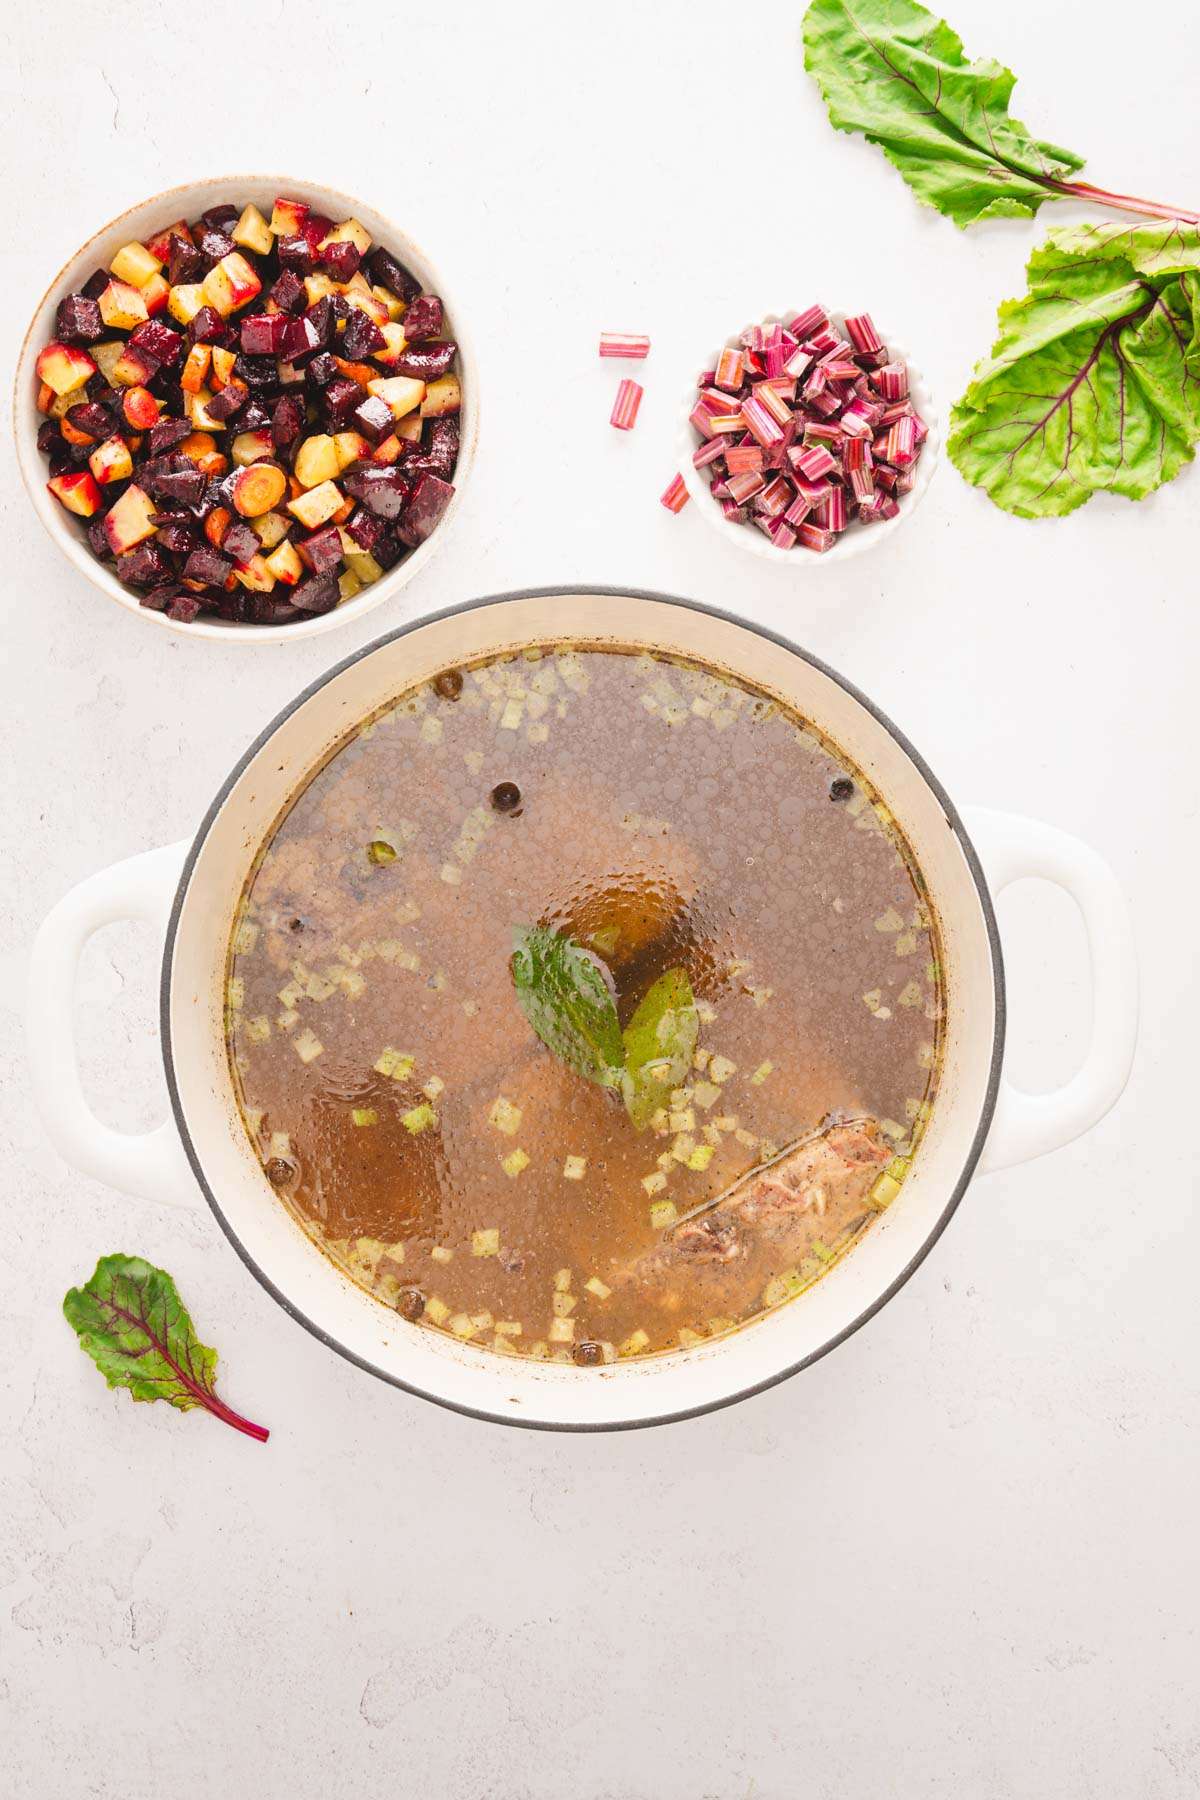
left=226, top=645, right=944, bottom=1362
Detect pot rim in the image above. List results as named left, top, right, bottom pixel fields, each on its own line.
left=159, top=585, right=1007, bottom=1431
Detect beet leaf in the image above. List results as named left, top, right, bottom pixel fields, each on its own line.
left=803, top=0, right=1197, bottom=230
left=63, top=1254, right=269, bottom=1442
left=948, top=222, right=1200, bottom=516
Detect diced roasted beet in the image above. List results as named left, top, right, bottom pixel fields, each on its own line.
left=341, top=307, right=386, bottom=359
left=66, top=400, right=115, bottom=439
left=290, top=570, right=340, bottom=614
left=301, top=213, right=333, bottom=252
left=187, top=305, right=226, bottom=346
left=207, top=380, right=249, bottom=423
left=425, top=415, right=460, bottom=479
left=85, top=374, right=121, bottom=407
left=281, top=314, right=321, bottom=362
left=323, top=377, right=365, bottom=428
left=56, top=294, right=103, bottom=344
left=271, top=391, right=307, bottom=451
left=305, top=351, right=338, bottom=387
left=238, top=399, right=272, bottom=434
left=141, top=584, right=181, bottom=612
left=400, top=294, right=443, bottom=342
left=302, top=523, right=344, bottom=574
left=196, top=225, right=236, bottom=266
left=240, top=312, right=290, bottom=356
left=277, top=235, right=315, bottom=276
left=129, top=318, right=183, bottom=364
left=38, top=421, right=67, bottom=456
left=148, top=415, right=193, bottom=454
left=116, top=540, right=172, bottom=587
left=366, top=247, right=420, bottom=303
left=351, top=395, right=393, bottom=442
left=341, top=464, right=409, bottom=519
left=373, top=531, right=405, bottom=570
left=394, top=340, right=457, bottom=381
left=166, top=594, right=205, bottom=623
left=201, top=203, right=240, bottom=232
left=145, top=461, right=207, bottom=506
left=269, top=269, right=305, bottom=314
left=168, top=235, right=205, bottom=286
left=81, top=268, right=111, bottom=300
left=233, top=354, right=279, bottom=392
left=221, top=520, right=261, bottom=567
left=397, top=473, right=454, bottom=546
left=321, top=238, right=361, bottom=282
left=87, top=517, right=115, bottom=559
left=305, top=296, right=335, bottom=348
left=183, top=544, right=233, bottom=586
left=346, top=505, right=386, bottom=551
left=153, top=519, right=199, bottom=554
left=330, top=293, right=351, bottom=324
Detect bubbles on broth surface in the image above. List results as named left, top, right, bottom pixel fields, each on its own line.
left=226, top=645, right=944, bottom=1363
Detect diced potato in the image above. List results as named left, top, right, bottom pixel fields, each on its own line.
left=200, top=251, right=263, bottom=318
left=110, top=242, right=161, bottom=288
left=421, top=375, right=461, bottom=418
left=167, top=283, right=205, bottom=325
left=294, top=434, right=342, bottom=488
left=186, top=388, right=224, bottom=432
left=320, top=217, right=372, bottom=256
left=233, top=554, right=276, bottom=594
left=288, top=481, right=344, bottom=529
left=333, top=431, right=371, bottom=472
left=232, top=204, right=273, bottom=256
left=99, top=279, right=149, bottom=330
left=366, top=375, right=425, bottom=419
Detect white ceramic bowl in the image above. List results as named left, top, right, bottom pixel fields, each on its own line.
left=675, top=311, right=939, bottom=567
left=13, top=175, right=478, bottom=642
left=27, top=589, right=1137, bottom=1431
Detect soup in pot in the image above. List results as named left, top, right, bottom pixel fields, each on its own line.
left=226, top=644, right=944, bottom=1362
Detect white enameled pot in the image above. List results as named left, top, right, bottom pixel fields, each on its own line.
left=26, top=590, right=1139, bottom=1430
left=14, top=175, right=478, bottom=641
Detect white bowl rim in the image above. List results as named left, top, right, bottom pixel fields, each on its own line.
left=13, top=172, right=478, bottom=643
left=676, top=309, right=940, bottom=567
left=159, top=583, right=1006, bottom=1432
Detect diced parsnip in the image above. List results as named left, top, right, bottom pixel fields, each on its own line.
left=421, top=375, right=461, bottom=418
left=288, top=481, right=344, bottom=529
left=233, top=554, right=276, bottom=593
left=231, top=430, right=275, bottom=469
left=210, top=345, right=237, bottom=388
left=343, top=546, right=383, bottom=586
left=320, top=217, right=372, bottom=255
left=110, top=242, right=161, bottom=288
left=338, top=570, right=361, bottom=603
left=167, top=283, right=205, bottom=325
left=584, top=1276, right=611, bottom=1300
left=471, top=1228, right=500, bottom=1257
left=90, top=341, right=126, bottom=386
left=254, top=510, right=291, bottom=551
left=294, top=434, right=342, bottom=488
left=488, top=1097, right=522, bottom=1136
left=232, top=204, right=273, bottom=256
left=99, top=279, right=149, bottom=330
left=333, top=431, right=371, bottom=472
left=186, top=389, right=225, bottom=433
left=366, top=375, right=425, bottom=419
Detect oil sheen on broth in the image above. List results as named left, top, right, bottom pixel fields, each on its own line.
left=226, top=646, right=944, bottom=1364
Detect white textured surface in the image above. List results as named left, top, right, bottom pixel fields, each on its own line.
left=2, top=2, right=1198, bottom=1795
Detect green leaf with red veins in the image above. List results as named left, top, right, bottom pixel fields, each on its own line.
left=948, top=222, right=1200, bottom=517
left=802, top=0, right=1085, bottom=228
left=63, top=1254, right=269, bottom=1441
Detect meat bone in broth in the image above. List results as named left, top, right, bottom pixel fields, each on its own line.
left=226, top=644, right=944, bottom=1363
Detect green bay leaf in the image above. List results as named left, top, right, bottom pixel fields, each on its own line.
left=621, top=967, right=699, bottom=1131
left=511, top=926, right=625, bottom=1088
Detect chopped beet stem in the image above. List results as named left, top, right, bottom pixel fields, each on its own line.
left=610, top=379, right=643, bottom=431
left=599, top=332, right=651, bottom=359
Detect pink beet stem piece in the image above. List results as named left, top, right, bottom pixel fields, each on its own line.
left=739, top=395, right=784, bottom=448
left=795, top=444, right=836, bottom=480
left=725, top=444, right=765, bottom=475
left=599, top=332, right=651, bottom=359
left=785, top=304, right=827, bottom=339
left=753, top=382, right=793, bottom=427
left=714, top=347, right=745, bottom=392
left=689, top=401, right=719, bottom=439
left=884, top=415, right=918, bottom=465
left=783, top=491, right=812, bottom=527
left=727, top=469, right=766, bottom=504
left=660, top=473, right=690, bottom=512
left=693, top=435, right=729, bottom=468
left=769, top=519, right=797, bottom=549
left=610, top=380, right=643, bottom=430
left=709, top=412, right=745, bottom=434
left=876, top=361, right=908, bottom=401
left=797, top=522, right=835, bottom=553
left=844, top=313, right=882, bottom=354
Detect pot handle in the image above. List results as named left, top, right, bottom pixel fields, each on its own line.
left=962, top=807, right=1138, bottom=1176
left=27, top=842, right=195, bottom=1206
